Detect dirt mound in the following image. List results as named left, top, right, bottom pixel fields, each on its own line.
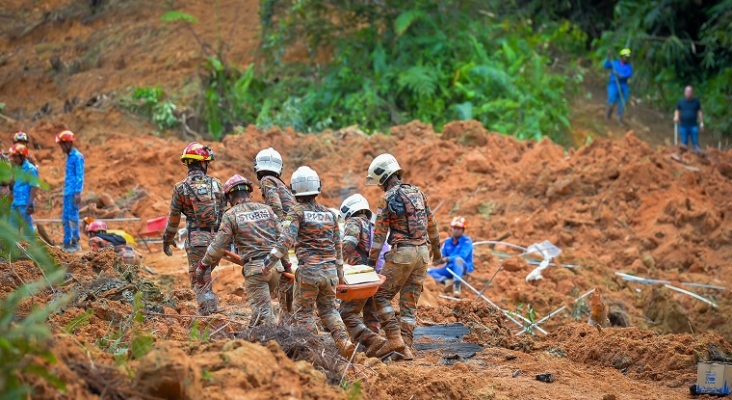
left=543, top=324, right=732, bottom=383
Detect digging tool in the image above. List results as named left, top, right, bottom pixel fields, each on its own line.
left=516, top=306, right=567, bottom=336
left=474, top=264, right=503, bottom=301
left=574, top=288, right=596, bottom=303
left=615, top=272, right=725, bottom=291
left=674, top=122, right=679, bottom=146
left=663, top=284, right=717, bottom=308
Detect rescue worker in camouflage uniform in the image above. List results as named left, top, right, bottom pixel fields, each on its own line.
left=254, top=147, right=296, bottom=316
left=195, top=174, right=283, bottom=326
left=337, top=194, right=387, bottom=355
left=263, top=166, right=357, bottom=358
left=365, top=154, right=441, bottom=360
left=163, top=142, right=226, bottom=315
left=87, top=220, right=143, bottom=266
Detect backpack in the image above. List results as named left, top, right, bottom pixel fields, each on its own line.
left=387, top=184, right=428, bottom=236
left=183, top=175, right=222, bottom=229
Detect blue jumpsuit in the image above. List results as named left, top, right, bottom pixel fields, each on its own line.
left=10, top=159, right=39, bottom=237
left=603, top=59, right=633, bottom=118
left=428, top=235, right=473, bottom=282
left=62, top=147, right=85, bottom=246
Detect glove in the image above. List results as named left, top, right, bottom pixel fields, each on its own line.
left=163, top=242, right=173, bottom=257
left=366, top=258, right=377, bottom=268
left=282, top=258, right=293, bottom=274
left=195, top=260, right=208, bottom=286
left=26, top=203, right=34, bottom=215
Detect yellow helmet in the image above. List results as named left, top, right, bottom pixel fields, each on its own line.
left=619, top=48, right=631, bottom=57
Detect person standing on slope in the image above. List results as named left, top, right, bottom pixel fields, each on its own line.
left=8, top=143, right=38, bottom=238
left=57, top=130, right=85, bottom=253
left=365, top=154, right=441, bottom=360
left=263, top=166, right=357, bottom=358
left=603, top=48, right=633, bottom=125
left=196, top=174, right=283, bottom=326
left=163, top=142, right=226, bottom=315
left=254, top=147, right=296, bottom=316
left=674, top=85, right=705, bottom=152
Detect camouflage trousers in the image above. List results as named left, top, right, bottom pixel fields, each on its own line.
left=278, top=275, right=294, bottom=320
left=293, top=264, right=350, bottom=347
left=373, top=244, right=428, bottom=346
left=338, top=296, right=380, bottom=345
left=186, top=245, right=216, bottom=314
left=243, top=260, right=279, bottom=326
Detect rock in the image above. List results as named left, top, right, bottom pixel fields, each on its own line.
left=134, top=347, right=202, bottom=400
left=603, top=394, right=617, bottom=400
left=98, top=192, right=116, bottom=208
left=546, top=177, right=573, bottom=197
left=442, top=120, right=488, bottom=146
left=502, top=256, right=528, bottom=272
left=465, top=151, right=494, bottom=174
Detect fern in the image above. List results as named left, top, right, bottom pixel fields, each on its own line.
left=160, top=10, right=198, bottom=24
left=397, top=66, right=438, bottom=97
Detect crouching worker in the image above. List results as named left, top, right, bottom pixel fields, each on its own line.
left=337, top=194, right=387, bottom=355
left=263, top=166, right=357, bottom=359
left=428, top=216, right=473, bottom=295
left=196, top=174, right=282, bottom=324
left=87, top=221, right=142, bottom=266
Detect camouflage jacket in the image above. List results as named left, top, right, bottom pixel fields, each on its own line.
left=259, top=175, right=296, bottom=220
left=369, top=179, right=440, bottom=262
left=343, top=214, right=371, bottom=265
left=271, top=201, right=343, bottom=276
left=163, top=170, right=226, bottom=246
left=202, top=200, right=281, bottom=274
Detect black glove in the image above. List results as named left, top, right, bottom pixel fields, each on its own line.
left=282, top=258, right=293, bottom=274
left=163, top=242, right=173, bottom=257
left=367, top=258, right=377, bottom=268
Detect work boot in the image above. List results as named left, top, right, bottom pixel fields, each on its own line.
left=443, top=279, right=454, bottom=293
left=364, top=335, right=387, bottom=357
left=393, top=346, right=415, bottom=361
left=605, top=105, right=613, bottom=120
left=453, top=281, right=461, bottom=295
left=372, top=329, right=406, bottom=358
left=338, top=340, right=357, bottom=359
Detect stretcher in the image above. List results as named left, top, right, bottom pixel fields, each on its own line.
left=222, top=250, right=385, bottom=301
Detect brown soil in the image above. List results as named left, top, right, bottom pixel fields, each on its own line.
left=2, top=1, right=732, bottom=399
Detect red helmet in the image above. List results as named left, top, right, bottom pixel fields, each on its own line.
left=55, top=130, right=77, bottom=143
left=86, top=220, right=108, bottom=233
left=180, top=142, right=214, bottom=163
left=13, top=131, right=29, bottom=143
left=450, top=216, right=467, bottom=229
left=8, top=143, right=29, bottom=157
left=223, top=174, right=253, bottom=193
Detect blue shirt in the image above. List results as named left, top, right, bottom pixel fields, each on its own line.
left=12, top=159, right=39, bottom=207
left=603, top=59, right=632, bottom=86
left=442, top=235, right=474, bottom=273
left=64, top=148, right=85, bottom=196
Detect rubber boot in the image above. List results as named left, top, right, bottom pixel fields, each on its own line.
left=364, top=335, right=387, bottom=357
left=605, top=105, right=613, bottom=120
left=372, top=329, right=406, bottom=358
left=453, top=281, right=461, bottom=295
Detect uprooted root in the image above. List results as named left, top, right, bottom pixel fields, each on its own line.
left=238, top=321, right=346, bottom=384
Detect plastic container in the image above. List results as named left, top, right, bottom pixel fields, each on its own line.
left=336, top=274, right=386, bottom=301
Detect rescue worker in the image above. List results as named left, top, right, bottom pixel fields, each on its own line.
left=87, top=220, right=143, bottom=266
left=8, top=144, right=38, bottom=238
left=195, top=174, right=283, bottom=326
left=56, top=130, right=85, bottom=252
left=428, top=216, right=474, bottom=295
left=162, top=142, right=226, bottom=315
left=365, top=154, right=441, bottom=360
left=337, top=194, right=387, bottom=354
left=603, top=48, right=633, bottom=125
left=12, top=131, right=37, bottom=165
left=254, top=147, right=296, bottom=315
left=263, top=166, right=356, bottom=358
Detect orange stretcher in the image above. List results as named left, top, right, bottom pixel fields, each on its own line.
left=223, top=250, right=386, bottom=301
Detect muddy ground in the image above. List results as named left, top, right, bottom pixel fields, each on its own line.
left=2, top=0, right=732, bottom=399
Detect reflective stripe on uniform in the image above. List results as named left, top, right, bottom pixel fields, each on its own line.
left=401, top=316, right=416, bottom=326
left=271, top=248, right=284, bottom=258
left=343, top=235, right=359, bottom=245
left=377, top=305, right=394, bottom=317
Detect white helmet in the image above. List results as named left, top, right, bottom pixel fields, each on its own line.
left=365, top=153, right=402, bottom=186
left=339, top=194, right=372, bottom=220
left=254, top=147, right=284, bottom=175
left=290, top=166, right=321, bottom=197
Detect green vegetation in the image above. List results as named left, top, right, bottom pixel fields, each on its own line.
left=159, top=0, right=730, bottom=141
left=122, top=86, right=179, bottom=132
left=0, top=162, right=69, bottom=399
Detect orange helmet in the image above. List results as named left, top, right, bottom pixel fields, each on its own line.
left=223, top=174, right=253, bottom=193
left=8, top=143, right=29, bottom=157
left=450, top=216, right=467, bottom=229
left=55, top=130, right=77, bottom=143
left=180, top=142, right=214, bottom=164
left=87, top=220, right=108, bottom=233
left=13, top=131, right=29, bottom=143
